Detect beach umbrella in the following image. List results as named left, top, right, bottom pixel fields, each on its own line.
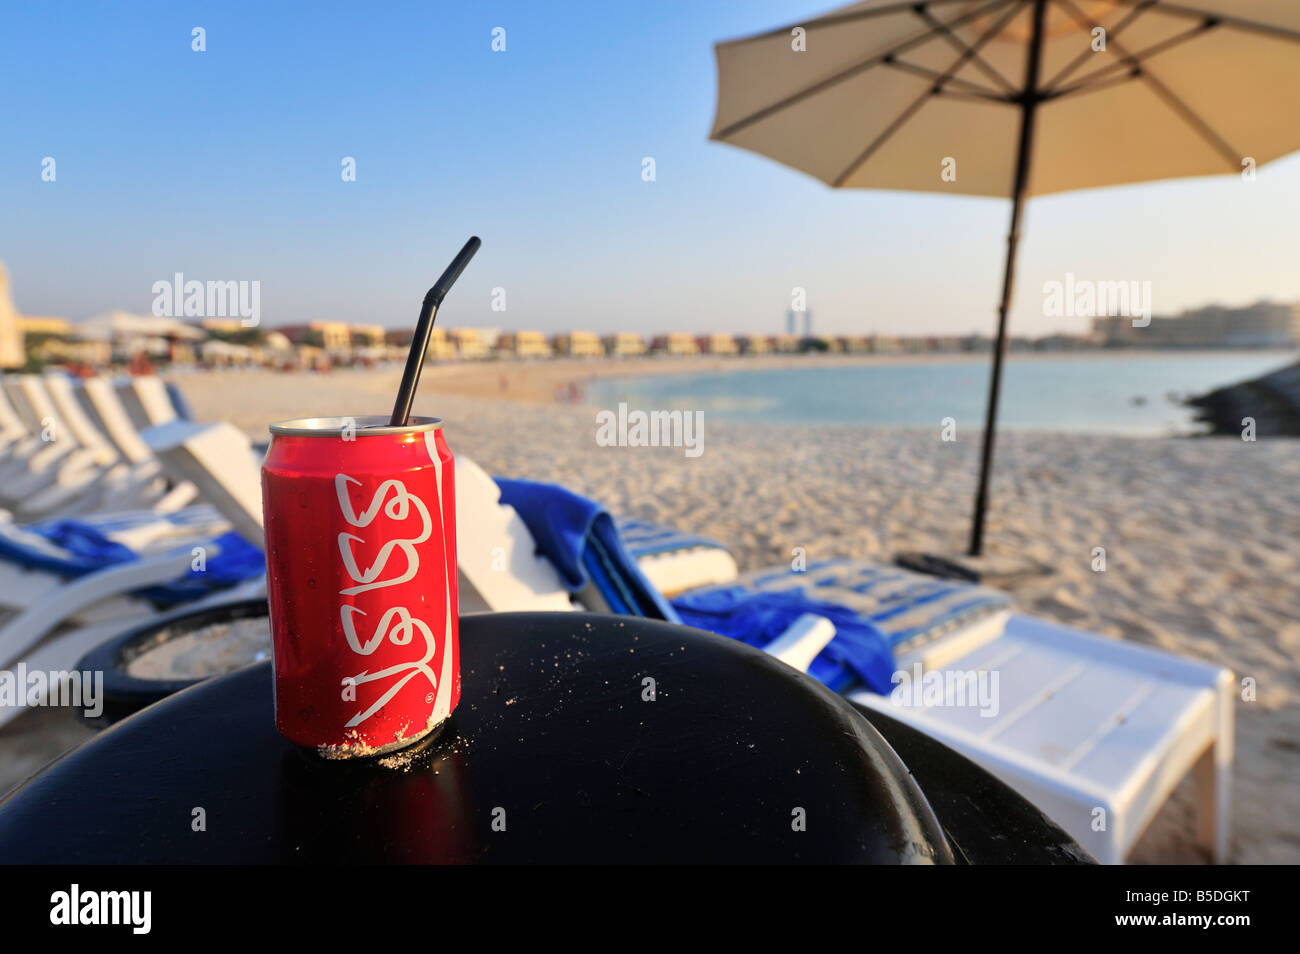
left=710, top=0, right=1300, bottom=557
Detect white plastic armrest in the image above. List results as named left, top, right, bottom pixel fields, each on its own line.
left=763, top=613, right=836, bottom=673
left=0, top=550, right=196, bottom=670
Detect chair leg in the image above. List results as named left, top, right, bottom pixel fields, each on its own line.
left=1192, top=740, right=1231, bottom=864
left=1193, top=675, right=1235, bottom=864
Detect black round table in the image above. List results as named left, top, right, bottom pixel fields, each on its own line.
left=0, top=613, right=1088, bottom=864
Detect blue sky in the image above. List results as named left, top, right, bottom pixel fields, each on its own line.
left=3, top=0, right=1299, bottom=336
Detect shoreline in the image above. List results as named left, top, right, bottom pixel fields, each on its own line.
left=179, top=347, right=1299, bottom=411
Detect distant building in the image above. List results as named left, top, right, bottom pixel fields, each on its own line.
left=697, top=333, right=739, bottom=355
left=836, top=336, right=870, bottom=353
left=17, top=316, right=72, bottom=336
left=772, top=334, right=800, bottom=353
left=277, top=321, right=352, bottom=353
left=1033, top=333, right=1092, bottom=351
left=350, top=325, right=386, bottom=348
left=385, top=325, right=456, bottom=360
left=16, top=315, right=110, bottom=366
left=448, top=327, right=491, bottom=360
left=650, top=332, right=700, bottom=357
left=551, top=331, right=604, bottom=358
left=927, top=336, right=966, bottom=353
left=602, top=332, right=646, bottom=358
left=1092, top=302, right=1300, bottom=348
left=384, top=327, right=414, bottom=347
left=737, top=334, right=772, bottom=354
left=497, top=330, right=551, bottom=359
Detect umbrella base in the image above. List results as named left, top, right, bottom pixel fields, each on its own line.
left=894, top=550, right=1053, bottom=589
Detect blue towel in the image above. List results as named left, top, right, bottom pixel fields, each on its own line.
left=494, top=478, right=679, bottom=622
left=670, top=585, right=897, bottom=694
left=492, top=481, right=1000, bottom=699
left=0, top=520, right=265, bottom=606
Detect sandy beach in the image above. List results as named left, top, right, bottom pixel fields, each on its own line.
left=163, top=360, right=1300, bottom=864
left=3, top=358, right=1297, bottom=863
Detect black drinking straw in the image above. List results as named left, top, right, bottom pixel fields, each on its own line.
left=389, top=236, right=482, bottom=426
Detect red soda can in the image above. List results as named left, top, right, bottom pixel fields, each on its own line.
left=261, top=415, right=459, bottom=758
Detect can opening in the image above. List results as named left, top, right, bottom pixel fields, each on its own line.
left=269, top=415, right=443, bottom=437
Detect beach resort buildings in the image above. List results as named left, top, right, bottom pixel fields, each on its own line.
left=15, top=316, right=110, bottom=366
left=385, top=325, right=457, bottom=360
left=651, top=333, right=701, bottom=357
left=603, top=332, right=647, bottom=358
left=278, top=321, right=353, bottom=353
left=1092, top=302, right=1300, bottom=348
left=551, top=331, right=605, bottom=357
left=496, top=330, right=552, bottom=359
left=7, top=252, right=1298, bottom=374
left=275, top=320, right=411, bottom=365
left=350, top=325, right=386, bottom=348
left=448, top=327, right=491, bottom=360
left=697, top=333, right=739, bottom=355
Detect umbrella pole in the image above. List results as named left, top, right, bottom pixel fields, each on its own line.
left=968, top=0, right=1048, bottom=558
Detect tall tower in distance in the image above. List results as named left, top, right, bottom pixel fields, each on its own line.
left=785, top=309, right=796, bottom=336
left=805, top=310, right=813, bottom=338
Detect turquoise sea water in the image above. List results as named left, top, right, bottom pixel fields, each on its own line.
left=585, top=351, right=1299, bottom=435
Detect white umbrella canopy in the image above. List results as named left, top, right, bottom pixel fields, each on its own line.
left=710, top=0, right=1300, bottom=559
left=78, top=310, right=207, bottom=341
left=711, top=0, right=1300, bottom=197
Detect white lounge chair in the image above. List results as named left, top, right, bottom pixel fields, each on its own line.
left=0, top=506, right=251, bottom=665
left=614, top=517, right=738, bottom=596
left=114, top=376, right=180, bottom=430
left=676, top=558, right=1233, bottom=864
left=140, top=420, right=267, bottom=548
left=73, top=377, right=199, bottom=513
left=0, top=375, right=113, bottom=514
left=0, top=574, right=268, bottom=729
left=0, top=375, right=79, bottom=484
left=848, top=615, right=1234, bottom=865
left=453, top=456, right=578, bottom=613
left=42, top=375, right=194, bottom=513
left=1, top=375, right=197, bottom=519
left=0, top=381, right=38, bottom=460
